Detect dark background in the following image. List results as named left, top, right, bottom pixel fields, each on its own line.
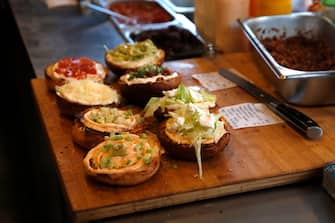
left=1, top=0, right=67, bottom=222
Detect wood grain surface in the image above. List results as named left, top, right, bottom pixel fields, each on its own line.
left=31, top=53, right=335, bottom=223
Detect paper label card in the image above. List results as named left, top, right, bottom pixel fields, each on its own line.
left=192, top=71, right=236, bottom=91
left=218, top=103, right=283, bottom=129
left=192, top=69, right=252, bottom=92
left=45, top=0, right=77, bottom=8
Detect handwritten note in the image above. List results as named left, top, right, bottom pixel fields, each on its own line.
left=192, top=71, right=236, bottom=91
left=45, top=0, right=77, bottom=8
left=219, top=103, right=283, bottom=129
left=192, top=69, right=252, bottom=91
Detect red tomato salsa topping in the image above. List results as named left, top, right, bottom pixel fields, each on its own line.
left=55, top=57, right=97, bottom=79
left=108, top=1, right=173, bottom=24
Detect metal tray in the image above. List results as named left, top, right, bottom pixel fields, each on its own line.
left=99, top=0, right=178, bottom=29
left=98, top=0, right=207, bottom=60
left=239, top=12, right=335, bottom=106
left=161, top=0, right=194, bottom=13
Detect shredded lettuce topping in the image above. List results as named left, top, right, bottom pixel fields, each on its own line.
left=144, top=84, right=216, bottom=118
left=143, top=84, right=223, bottom=178
left=166, top=104, right=225, bottom=178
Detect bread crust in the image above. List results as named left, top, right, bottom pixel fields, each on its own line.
left=44, top=59, right=109, bottom=91
left=55, top=93, right=120, bottom=117
left=83, top=132, right=162, bottom=186
left=118, top=73, right=182, bottom=106
left=105, top=49, right=165, bottom=76
left=158, top=121, right=230, bottom=161
left=72, top=106, right=147, bottom=150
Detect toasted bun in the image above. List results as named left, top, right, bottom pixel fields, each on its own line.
left=83, top=132, right=162, bottom=186
left=72, top=106, right=147, bottom=150
left=118, top=72, right=181, bottom=106
left=72, top=119, right=107, bottom=150
left=44, top=57, right=108, bottom=91
left=105, top=49, right=165, bottom=76
left=158, top=121, right=230, bottom=161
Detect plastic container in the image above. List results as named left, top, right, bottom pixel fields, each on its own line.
left=194, top=0, right=249, bottom=53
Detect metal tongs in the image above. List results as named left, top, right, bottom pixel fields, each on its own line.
left=80, top=0, right=137, bottom=25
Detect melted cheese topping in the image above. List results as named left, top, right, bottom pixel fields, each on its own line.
left=120, top=72, right=179, bottom=85
left=55, top=80, right=121, bottom=105
left=82, top=107, right=143, bottom=132
left=165, top=117, right=227, bottom=145
left=53, top=63, right=106, bottom=82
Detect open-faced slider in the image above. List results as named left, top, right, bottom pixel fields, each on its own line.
left=55, top=80, right=122, bottom=117
left=144, top=84, right=217, bottom=120
left=83, top=132, right=162, bottom=186
left=72, top=105, right=146, bottom=150
left=158, top=103, right=230, bottom=178
left=45, top=57, right=108, bottom=91
left=105, top=39, right=165, bottom=76
left=118, top=64, right=182, bottom=106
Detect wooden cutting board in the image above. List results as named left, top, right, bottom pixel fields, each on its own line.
left=31, top=53, right=335, bottom=223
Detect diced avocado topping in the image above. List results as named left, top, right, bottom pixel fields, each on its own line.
left=146, top=147, right=152, bottom=154
left=88, top=107, right=118, bottom=124
left=124, top=109, right=133, bottom=117
left=101, top=143, right=113, bottom=152
left=126, top=159, right=132, bottom=165
left=102, top=142, right=128, bottom=157
left=107, top=39, right=159, bottom=62
left=125, top=136, right=133, bottom=141
left=110, top=144, right=127, bottom=157
left=143, top=154, right=151, bottom=164
left=88, top=107, right=142, bottom=127
left=112, top=135, right=123, bottom=140
left=135, top=142, right=144, bottom=154
left=99, top=157, right=113, bottom=169
left=139, top=133, right=148, bottom=139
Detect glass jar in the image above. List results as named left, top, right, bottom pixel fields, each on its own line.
left=194, top=0, right=249, bottom=53
left=249, top=0, right=292, bottom=16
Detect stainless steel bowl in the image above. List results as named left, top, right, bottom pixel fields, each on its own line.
left=239, top=12, right=335, bottom=106
left=98, top=0, right=207, bottom=60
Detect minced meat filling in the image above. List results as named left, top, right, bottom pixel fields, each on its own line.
left=261, top=36, right=335, bottom=71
